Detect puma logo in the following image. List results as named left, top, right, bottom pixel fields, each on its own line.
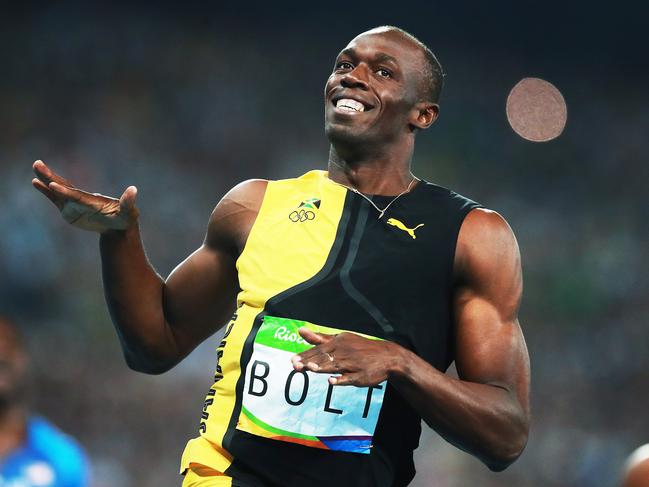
left=386, top=218, right=424, bottom=239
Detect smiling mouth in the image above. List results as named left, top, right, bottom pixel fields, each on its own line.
left=331, top=96, right=374, bottom=114
left=336, top=98, right=365, bottom=113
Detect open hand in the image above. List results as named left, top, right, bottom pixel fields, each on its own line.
left=32, top=160, right=138, bottom=233
left=291, top=328, right=403, bottom=387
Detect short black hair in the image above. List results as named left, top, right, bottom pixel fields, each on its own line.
left=366, top=26, right=445, bottom=104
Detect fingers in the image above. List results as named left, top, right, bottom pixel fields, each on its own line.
left=119, top=186, right=138, bottom=211
left=119, top=185, right=139, bottom=221
left=292, top=328, right=340, bottom=371
left=329, top=372, right=364, bottom=386
left=298, top=327, right=333, bottom=345
left=47, top=181, right=90, bottom=204
left=291, top=348, right=321, bottom=371
left=32, top=178, right=64, bottom=209
left=32, top=160, right=78, bottom=210
left=302, top=351, right=341, bottom=374
left=32, top=160, right=73, bottom=187
left=31, top=161, right=137, bottom=232
left=294, top=342, right=332, bottom=364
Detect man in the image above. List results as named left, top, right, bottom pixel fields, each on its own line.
left=32, top=26, right=530, bottom=486
left=622, top=445, right=649, bottom=487
left=0, top=318, right=89, bottom=486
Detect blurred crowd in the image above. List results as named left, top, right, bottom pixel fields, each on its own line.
left=1, top=4, right=647, bottom=487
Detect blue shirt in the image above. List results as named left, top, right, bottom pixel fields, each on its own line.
left=0, top=417, right=89, bottom=487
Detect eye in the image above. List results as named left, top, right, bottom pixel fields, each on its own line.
left=376, top=68, right=392, bottom=78
left=336, top=61, right=354, bottom=71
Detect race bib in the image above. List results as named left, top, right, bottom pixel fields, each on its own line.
left=237, top=316, right=386, bottom=454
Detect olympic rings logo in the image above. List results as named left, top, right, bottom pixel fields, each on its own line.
left=288, top=209, right=316, bottom=222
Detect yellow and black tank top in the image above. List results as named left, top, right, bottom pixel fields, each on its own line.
left=181, top=170, right=481, bottom=487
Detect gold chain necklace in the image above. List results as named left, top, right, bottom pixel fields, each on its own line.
left=330, top=177, right=418, bottom=219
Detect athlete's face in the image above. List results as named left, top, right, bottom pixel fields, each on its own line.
left=324, top=31, right=434, bottom=146
left=0, top=322, right=28, bottom=409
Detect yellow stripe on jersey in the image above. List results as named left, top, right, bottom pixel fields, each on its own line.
left=182, top=466, right=233, bottom=487
left=181, top=170, right=347, bottom=475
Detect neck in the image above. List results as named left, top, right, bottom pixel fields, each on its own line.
left=0, top=404, right=27, bottom=456
left=326, top=139, right=416, bottom=195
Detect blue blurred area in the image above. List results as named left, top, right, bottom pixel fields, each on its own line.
left=1, top=3, right=647, bottom=486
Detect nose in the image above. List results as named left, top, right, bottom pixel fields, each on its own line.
left=341, top=65, right=369, bottom=90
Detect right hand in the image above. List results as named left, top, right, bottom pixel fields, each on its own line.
left=32, top=160, right=138, bottom=233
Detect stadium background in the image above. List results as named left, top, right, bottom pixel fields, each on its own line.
left=1, top=2, right=647, bottom=486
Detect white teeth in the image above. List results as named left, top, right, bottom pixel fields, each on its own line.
left=336, top=98, right=365, bottom=112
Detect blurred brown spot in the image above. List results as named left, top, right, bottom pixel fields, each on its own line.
left=506, top=77, right=567, bottom=142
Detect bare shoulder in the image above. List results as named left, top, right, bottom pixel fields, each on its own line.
left=454, top=208, right=522, bottom=301
left=206, top=179, right=269, bottom=255
left=456, top=208, right=519, bottom=264
left=218, top=179, right=269, bottom=213
left=229, top=178, right=268, bottom=201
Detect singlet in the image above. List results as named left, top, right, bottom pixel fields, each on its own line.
left=0, top=416, right=89, bottom=487
left=181, top=170, right=482, bottom=487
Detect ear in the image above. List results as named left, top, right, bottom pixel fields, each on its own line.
left=410, top=102, right=439, bottom=130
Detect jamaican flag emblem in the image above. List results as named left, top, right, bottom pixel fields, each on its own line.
left=289, top=198, right=320, bottom=222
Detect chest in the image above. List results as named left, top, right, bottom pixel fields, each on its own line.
left=243, top=194, right=453, bottom=293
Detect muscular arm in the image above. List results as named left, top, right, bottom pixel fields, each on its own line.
left=32, top=160, right=266, bottom=374
left=388, top=209, right=530, bottom=470
left=99, top=225, right=236, bottom=374
left=100, top=179, right=267, bottom=374
left=294, top=208, right=530, bottom=471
